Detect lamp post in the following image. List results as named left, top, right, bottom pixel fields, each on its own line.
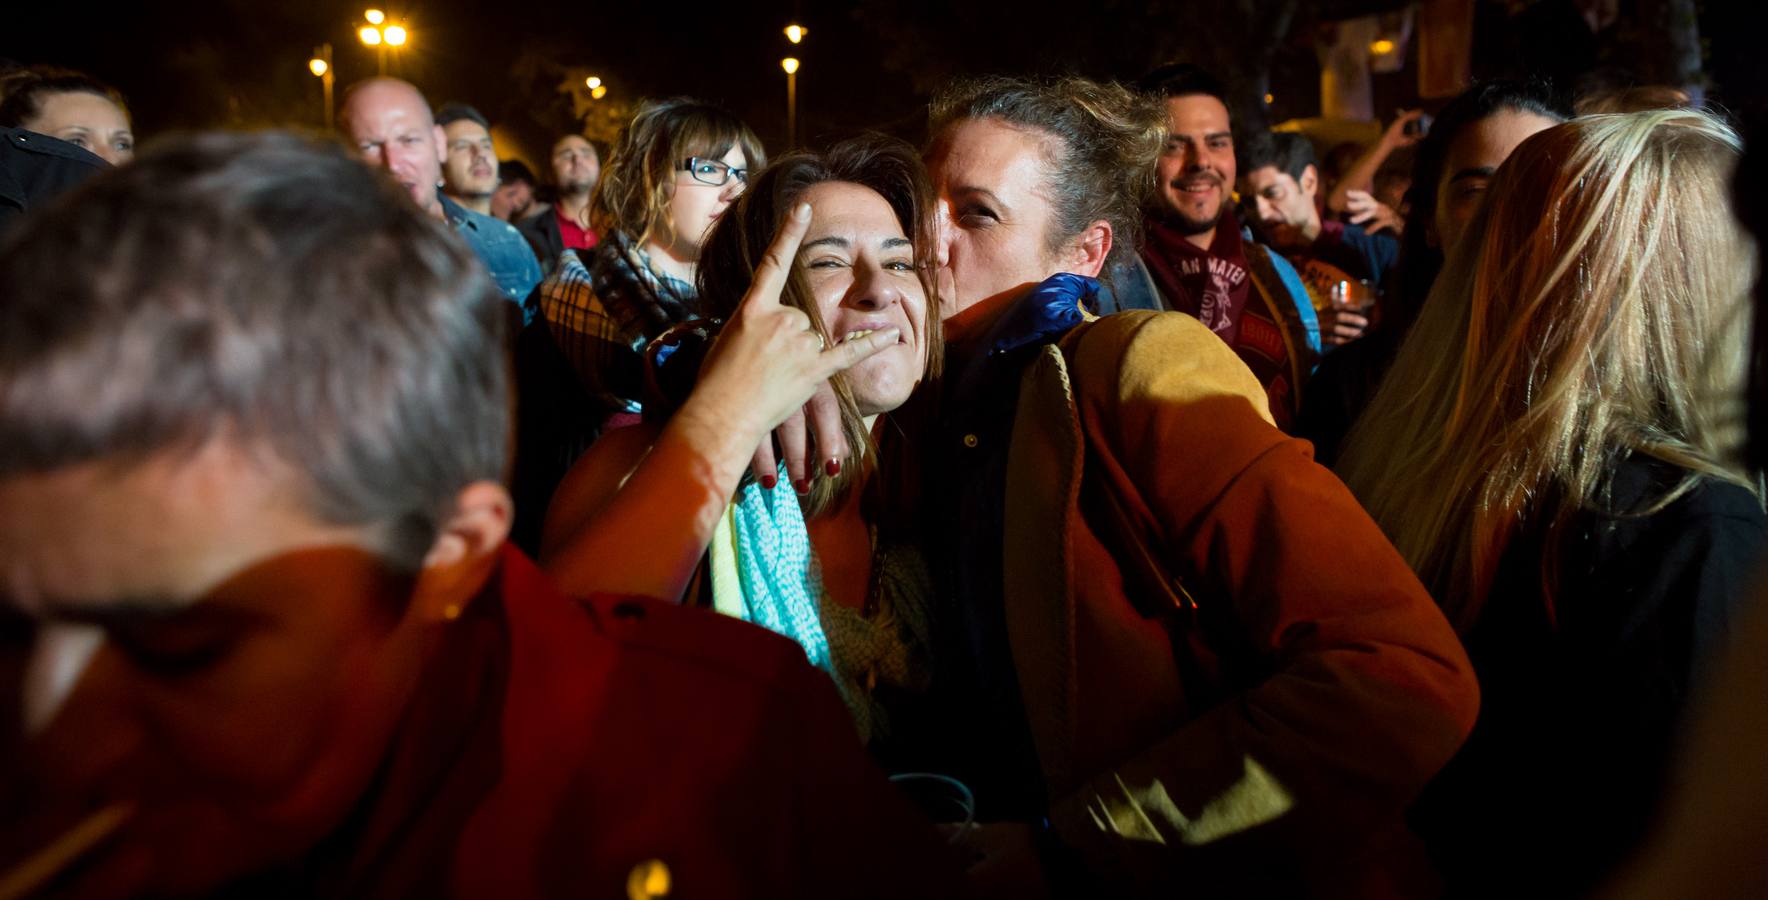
left=781, top=57, right=799, bottom=149
left=358, top=9, right=408, bottom=75
left=308, top=43, right=335, bottom=129
left=781, top=23, right=806, bottom=149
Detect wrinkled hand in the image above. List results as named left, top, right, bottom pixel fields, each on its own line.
left=1382, top=109, right=1425, bottom=149
left=1318, top=307, right=1371, bottom=346
left=691, top=202, right=899, bottom=456
left=1344, top=190, right=1404, bottom=236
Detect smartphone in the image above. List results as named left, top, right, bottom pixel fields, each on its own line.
left=1405, top=113, right=1433, bottom=137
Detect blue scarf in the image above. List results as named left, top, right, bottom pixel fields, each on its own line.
left=708, top=475, right=832, bottom=672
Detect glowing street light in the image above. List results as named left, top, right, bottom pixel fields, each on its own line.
left=591, top=85, right=608, bottom=100
left=585, top=76, right=602, bottom=90
left=365, top=8, right=385, bottom=24
left=785, top=24, right=807, bottom=44
left=359, top=25, right=383, bottom=46
left=383, top=24, right=407, bottom=46
left=308, top=43, right=335, bottom=130
left=781, top=58, right=800, bottom=148
left=1370, top=38, right=1397, bottom=55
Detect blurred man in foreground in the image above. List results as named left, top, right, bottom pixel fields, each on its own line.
left=0, top=131, right=957, bottom=899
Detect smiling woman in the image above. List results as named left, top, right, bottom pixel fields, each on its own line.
left=541, top=135, right=943, bottom=744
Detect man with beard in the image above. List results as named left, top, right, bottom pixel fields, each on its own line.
left=519, top=134, right=601, bottom=275
left=438, top=103, right=498, bottom=217
left=1241, top=131, right=1399, bottom=349
left=1136, top=64, right=1319, bottom=431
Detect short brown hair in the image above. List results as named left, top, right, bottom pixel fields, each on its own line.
left=0, top=131, right=511, bottom=569
left=591, top=98, right=764, bottom=247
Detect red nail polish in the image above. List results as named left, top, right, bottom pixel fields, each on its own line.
left=793, top=479, right=810, bottom=495
left=760, top=474, right=777, bottom=490
left=825, top=459, right=841, bottom=477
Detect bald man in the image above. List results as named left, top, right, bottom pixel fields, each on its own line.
left=340, top=78, right=541, bottom=314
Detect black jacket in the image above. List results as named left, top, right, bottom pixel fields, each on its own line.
left=1412, top=455, right=1767, bottom=898
left=516, top=208, right=564, bottom=276
left=0, top=128, right=107, bottom=237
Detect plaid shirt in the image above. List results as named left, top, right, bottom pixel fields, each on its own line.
left=534, top=242, right=697, bottom=415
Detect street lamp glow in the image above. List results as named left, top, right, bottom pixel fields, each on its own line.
left=309, top=57, right=329, bottom=77
left=591, top=85, right=608, bottom=100
left=1370, top=38, right=1396, bottom=55
left=782, top=57, right=800, bottom=75
left=365, top=8, right=385, bottom=24
left=359, top=25, right=383, bottom=45
left=785, top=24, right=807, bottom=43
left=585, top=76, right=602, bottom=90
left=383, top=24, right=407, bottom=46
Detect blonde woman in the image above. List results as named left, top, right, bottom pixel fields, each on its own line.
left=1338, top=110, right=1765, bottom=897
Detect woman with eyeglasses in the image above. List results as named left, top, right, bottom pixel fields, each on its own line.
left=509, top=98, right=763, bottom=552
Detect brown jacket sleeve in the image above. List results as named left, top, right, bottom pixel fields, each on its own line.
left=1047, top=311, right=1479, bottom=889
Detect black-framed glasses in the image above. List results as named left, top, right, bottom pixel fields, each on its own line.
left=682, top=157, right=748, bottom=187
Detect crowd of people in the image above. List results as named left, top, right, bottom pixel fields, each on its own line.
left=1, top=53, right=1764, bottom=900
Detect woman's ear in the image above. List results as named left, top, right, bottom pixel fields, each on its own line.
left=411, top=480, right=513, bottom=623
left=1067, top=219, right=1114, bottom=278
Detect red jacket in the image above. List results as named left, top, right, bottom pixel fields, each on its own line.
left=309, top=546, right=962, bottom=898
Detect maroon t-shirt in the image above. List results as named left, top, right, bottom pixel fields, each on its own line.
left=1142, top=208, right=1302, bottom=428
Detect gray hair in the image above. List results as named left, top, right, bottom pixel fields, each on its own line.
left=0, top=130, right=511, bottom=569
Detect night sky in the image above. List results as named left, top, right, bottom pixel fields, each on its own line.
left=2, top=0, right=934, bottom=166
left=8, top=2, right=1768, bottom=169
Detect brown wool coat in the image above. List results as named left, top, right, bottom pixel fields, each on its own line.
left=1006, top=311, right=1479, bottom=897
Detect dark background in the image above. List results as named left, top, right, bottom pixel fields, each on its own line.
left=6, top=1, right=1767, bottom=166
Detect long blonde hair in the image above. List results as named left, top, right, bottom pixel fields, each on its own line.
left=1338, top=110, right=1757, bottom=630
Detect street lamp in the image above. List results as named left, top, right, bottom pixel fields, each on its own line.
left=591, top=85, right=608, bottom=100
left=358, top=12, right=408, bottom=75
left=308, top=43, right=335, bottom=129
left=785, top=24, right=807, bottom=44
left=585, top=75, right=602, bottom=90
left=781, top=57, right=800, bottom=148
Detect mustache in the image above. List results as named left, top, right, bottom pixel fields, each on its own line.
left=1171, top=172, right=1224, bottom=189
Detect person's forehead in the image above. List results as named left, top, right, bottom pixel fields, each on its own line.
left=553, top=136, right=592, bottom=155
left=804, top=181, right=905, bottom=239
left=443, top=120, right=490, bottom=141
left=0, top=443, right=362, bottom=617
left=934, top=119, right=1049, bottom=196
left=344, top=88, right=431, bottom=138
left=1448, top=111, right=1557, bottom=175
left=34, top=92, right=128, bottom=129
left=1245, top=165, right=1291, bottom=188
left=1165, top=94, right=1232, bottom=134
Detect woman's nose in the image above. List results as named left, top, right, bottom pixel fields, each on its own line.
left=848, top=264, right=903, bottom=310
left=935, top=199, right=955, bottom=268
